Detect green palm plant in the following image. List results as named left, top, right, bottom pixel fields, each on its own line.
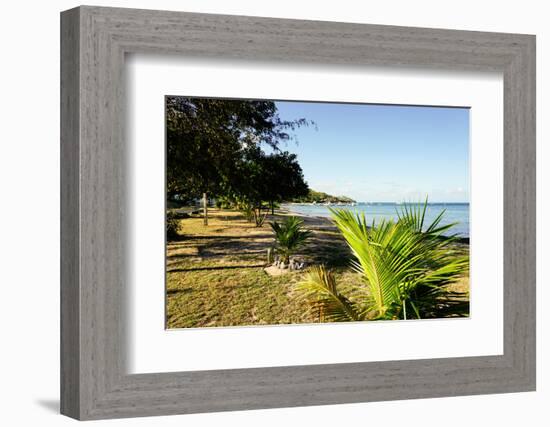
left=296, top=199, right=469, bottom=320
left=296, top=265, right=366, bottom=321
left=270, top=216, right=312, bottom=264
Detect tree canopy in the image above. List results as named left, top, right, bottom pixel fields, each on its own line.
left=229, top=147, right=309, bottom=224
left=166, top=97, right=311, bottom=224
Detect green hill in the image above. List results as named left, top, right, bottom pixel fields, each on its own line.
left=291, top=189, right=356, bottom=204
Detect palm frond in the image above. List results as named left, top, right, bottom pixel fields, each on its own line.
left=295, top=266, right=364, bottom=322
left=328, top=198, right=468, bottom=320
left=294, top=198, right=468, bottom=321
left=270, top=216, right=312, bottom=262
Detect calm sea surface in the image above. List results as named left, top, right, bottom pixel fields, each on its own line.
left=282, top=202, right=470, bottom=238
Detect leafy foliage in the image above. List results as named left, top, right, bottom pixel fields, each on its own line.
left=229, top=147, right=309, bottom=226
left=261, top=151, right=309, bottom=206
left=166, top=97, right=311, bottom=210
left=166, top=211, right=180, bottom=240
left=296, top=199, right=469, bottom=320
left=293, top=189, right=356, bottom=204
left=270, top=216, right=313, bottom=263
left=295, top=266, right=364, bottom=321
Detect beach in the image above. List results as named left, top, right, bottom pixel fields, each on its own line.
left=283, top=202, right=470, bottom=238
left=166, top=207, right=469, bottom=328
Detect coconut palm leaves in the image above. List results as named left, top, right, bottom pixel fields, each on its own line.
left=270, top=216, right=312, bottom=264
left=296, top=200, right=469, bottom=320
left=295, top=266, right=367, bottom=321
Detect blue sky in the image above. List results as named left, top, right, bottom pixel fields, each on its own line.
left=274, top=101, right=470, bottom=203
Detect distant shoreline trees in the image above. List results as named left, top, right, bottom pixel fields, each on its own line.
left=166, top=97, right=311, bottom=225
left=292, top=189, right=356, bottom=204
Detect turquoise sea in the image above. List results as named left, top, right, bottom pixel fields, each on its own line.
left=282, top=202, right=470, bottom=238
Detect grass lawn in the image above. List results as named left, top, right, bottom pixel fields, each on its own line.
left=166, top=208, right=469, bottom=329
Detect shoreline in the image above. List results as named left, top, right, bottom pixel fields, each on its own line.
left=275, top=206, right=339, bottom=232
left=279, top=205, right=470, bottom=245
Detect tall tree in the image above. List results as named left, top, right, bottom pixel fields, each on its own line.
left=166, top=97, right=309, bottom=225
left=261, top=152, right=309, bottom=214
left=229, top=148, right=309, bottom=226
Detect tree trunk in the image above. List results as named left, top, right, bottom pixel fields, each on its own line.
left=270, top=200, right=274, bottom=215
left=253, top=204, right=268, bottom=227
left=253, top=205, right=260, bottom=226
left=202, top=192, right=208, bottom=226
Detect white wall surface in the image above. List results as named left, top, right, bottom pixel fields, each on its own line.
left=0, top=0, right=546, bottom=425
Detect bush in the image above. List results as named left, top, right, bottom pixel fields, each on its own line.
left=166, top=211, right=180, bottom=240
left=215, top=196, right=233, bottom=209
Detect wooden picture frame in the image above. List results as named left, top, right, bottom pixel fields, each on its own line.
left=60, top=5, right=536, bottom=420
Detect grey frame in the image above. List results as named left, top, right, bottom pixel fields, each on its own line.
left=61, top=5, right=536, bottom=421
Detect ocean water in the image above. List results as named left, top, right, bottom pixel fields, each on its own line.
left=282, top=202, right=470, bottom=238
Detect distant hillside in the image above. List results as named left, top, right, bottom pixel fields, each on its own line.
left=291, top=189, right=356, bottom=204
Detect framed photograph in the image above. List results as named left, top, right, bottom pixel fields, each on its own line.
left=61, top=6, right=536, bottom=420
left=164, top=97, right=471, bottom=330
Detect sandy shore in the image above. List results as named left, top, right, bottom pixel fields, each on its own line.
left=274, top=206, right=338, bottom=230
